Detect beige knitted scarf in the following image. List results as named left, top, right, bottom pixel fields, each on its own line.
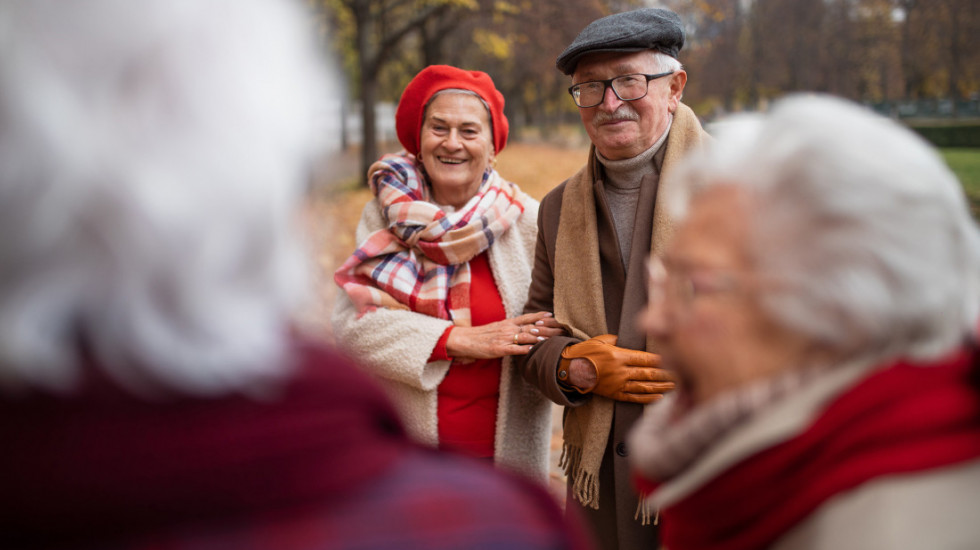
left=553, top=103, right=708, bottom=516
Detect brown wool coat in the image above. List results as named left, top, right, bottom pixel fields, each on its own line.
left=517, top=103, right=709, bottom=550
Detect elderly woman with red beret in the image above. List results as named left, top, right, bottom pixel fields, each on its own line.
left=333, top=65, right=564, bottom=480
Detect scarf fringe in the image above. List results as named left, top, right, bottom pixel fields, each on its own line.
left=633, top=498, right=659, bottom=526
left=560, top=443, right=600, bottom=510
left=563, top=442, right=663, bottom=525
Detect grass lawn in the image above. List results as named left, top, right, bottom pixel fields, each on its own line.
left=941, top=148, right=980, bottom=216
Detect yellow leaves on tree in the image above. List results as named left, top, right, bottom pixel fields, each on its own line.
left=474, top=30, right=512, bottom=60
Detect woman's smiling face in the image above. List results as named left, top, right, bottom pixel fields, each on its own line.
left=418, top=92, right=494, bottom=209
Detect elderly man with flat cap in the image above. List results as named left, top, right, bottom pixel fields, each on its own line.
left=516, top=7, right=709, bottom=550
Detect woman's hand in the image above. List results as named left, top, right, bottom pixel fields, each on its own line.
left=445, top=312, right=566, bottom=361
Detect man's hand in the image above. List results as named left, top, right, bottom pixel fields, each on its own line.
left=557, top=334, right=675, bottom=404
left=564, top=358, right=598, bottom=390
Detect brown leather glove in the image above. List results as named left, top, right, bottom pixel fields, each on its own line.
left=558, top=334, right=675, bottom=404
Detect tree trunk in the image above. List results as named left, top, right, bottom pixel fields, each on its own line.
left=352, top=0, right=376, bottom=186
left=945, top=0, right=960, bottom=115
left=899, top=0, right=919, bottom=98
left=359, top=72, right=379, bottom=186
left=341, top=90, right=349, bottom=150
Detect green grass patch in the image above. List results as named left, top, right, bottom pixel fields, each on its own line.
left=941, top=148, right=980, bottom=217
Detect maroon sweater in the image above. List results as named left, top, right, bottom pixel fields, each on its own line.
left=1, top=339, right=593, bottom=550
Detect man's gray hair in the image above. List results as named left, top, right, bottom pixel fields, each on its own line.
left=0, top=0, right=329, bottom=395
left=668, top=94, right=980, bottom=365
left=651, top=51, right=683, bottom=74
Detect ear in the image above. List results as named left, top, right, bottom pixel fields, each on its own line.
left=668, top=70, right=687, bottom=112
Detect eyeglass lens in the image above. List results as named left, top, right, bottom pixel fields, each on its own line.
left=648, top=256, right=698, bottom=307
left=573, top=75, right=650, bottom=108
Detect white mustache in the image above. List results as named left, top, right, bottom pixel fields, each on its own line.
left=593, top=105, right=639, bottom=126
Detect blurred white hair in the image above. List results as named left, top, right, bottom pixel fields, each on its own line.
left=0, top=0, right=329, bottom=394
left=668, top=94, right=980, bottom=365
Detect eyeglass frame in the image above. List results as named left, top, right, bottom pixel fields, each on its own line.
left=647, top=255, right=741, bottom=311
left=567, top=71, right=675, bottom=108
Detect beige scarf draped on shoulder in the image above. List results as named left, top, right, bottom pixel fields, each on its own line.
left=554, top=103, right=708, bottom=515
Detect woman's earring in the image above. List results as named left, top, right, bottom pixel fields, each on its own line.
left=490, top=156, right=498, bottom=169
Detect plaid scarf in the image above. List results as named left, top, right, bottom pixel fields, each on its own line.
left=334, top=153, right=526, bottom=325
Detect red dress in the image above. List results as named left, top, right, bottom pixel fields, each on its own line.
left=432, top=251, right=503, bottom=459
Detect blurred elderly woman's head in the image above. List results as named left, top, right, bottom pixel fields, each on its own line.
left=643, top=94, right=980, bottom=405
left=0, top=0, right=328, bottom=395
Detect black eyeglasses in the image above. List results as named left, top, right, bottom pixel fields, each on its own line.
left=568, top=71, right=674, bottom=108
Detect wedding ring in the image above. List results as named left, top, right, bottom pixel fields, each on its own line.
left=514, top=332, right=520, bottom=345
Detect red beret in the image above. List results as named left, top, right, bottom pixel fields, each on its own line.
left=395, top=65, right=509, bottom=156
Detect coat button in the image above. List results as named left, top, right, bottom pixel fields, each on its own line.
left=615, top=442, right=628, bottom=457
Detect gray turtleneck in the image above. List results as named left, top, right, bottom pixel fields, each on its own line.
left=596, top=117, right=672, bottom=268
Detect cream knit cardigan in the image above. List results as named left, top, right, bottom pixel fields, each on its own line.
left=331, top=196, right=552, bottom=482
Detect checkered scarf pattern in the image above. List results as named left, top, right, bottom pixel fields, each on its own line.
left=334, top=152, right=526, bottom=325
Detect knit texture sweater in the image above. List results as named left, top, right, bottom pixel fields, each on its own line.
left=597, top=116, right=671, bottom=269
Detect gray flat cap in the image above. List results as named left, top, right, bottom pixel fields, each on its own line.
left=556, top=8, right=685, bottom=75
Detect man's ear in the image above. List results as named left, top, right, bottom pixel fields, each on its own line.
left=668, top=70, right=687, bottom=112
